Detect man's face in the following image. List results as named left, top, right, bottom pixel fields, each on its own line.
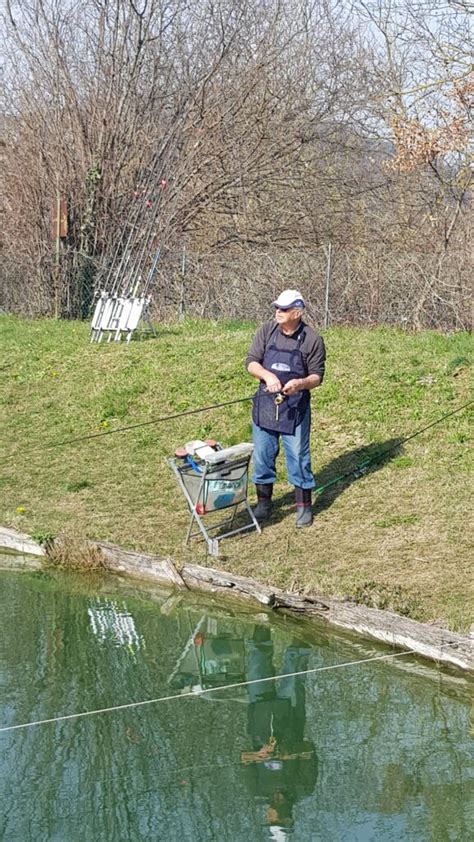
left=274, top=307, right=302, bottom=329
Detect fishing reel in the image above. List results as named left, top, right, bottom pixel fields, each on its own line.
left=273, top=391, right=287, bottom=406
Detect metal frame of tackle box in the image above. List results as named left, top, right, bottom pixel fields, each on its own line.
left=168, top=450, right=261, bottom=556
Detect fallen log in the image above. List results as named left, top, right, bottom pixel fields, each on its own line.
left=326, top=600, right=472, bottom=673
left=0, top=527, right=472, bottom=672
left=92, top=540, right=188, bottom=589
left=0, top=526, right=46, bottom=557
left=180, top=565, right=472, bottom=671
left=181, top=563, right=277, bottom=605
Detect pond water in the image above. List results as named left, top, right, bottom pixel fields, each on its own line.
left=0, top=568, right=473, bottom=841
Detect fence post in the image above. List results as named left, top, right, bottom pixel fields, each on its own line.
left=178, top=246, right=186, bottom=321
left=324, top=242, right=332, bottom=329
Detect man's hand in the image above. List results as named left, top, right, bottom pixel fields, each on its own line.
left=240, top=739, right=277, bottom=764
left=256, top=740, right=276, bottom=759
left=247, top=362, right=282, bottom=392
left=282, top=378, right=302, bottom=396
left=264, top=373, right=283, bottom=393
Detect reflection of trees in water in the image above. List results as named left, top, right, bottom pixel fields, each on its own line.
left=1, top=580, right=262, bottom=840
left=0, top=573, right=473, bottom=841
left=303, top=661, right=473, bottom=840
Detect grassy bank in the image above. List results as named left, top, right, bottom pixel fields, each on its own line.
left=1, top=316, right=472, bottom=631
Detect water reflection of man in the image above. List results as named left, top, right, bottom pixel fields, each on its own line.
left=241, top=626, right=318, bottom=835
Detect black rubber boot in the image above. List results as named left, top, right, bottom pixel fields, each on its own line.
left=295, top=487, right=313, bottom=527
left=252, top=483, right=273, bottom=522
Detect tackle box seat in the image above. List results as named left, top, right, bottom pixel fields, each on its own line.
left=177, top=443, right=254, bottom=514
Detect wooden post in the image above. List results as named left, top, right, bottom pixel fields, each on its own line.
left=178, top=245, right=186, bottom=321
left=324, top=242, right=332, bottom=329
left=51, top=188, right=67, bottom=318
left=54, top=188, right=61, bottom=318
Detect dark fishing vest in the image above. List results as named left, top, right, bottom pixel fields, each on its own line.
left=252, top=322, right=310, bottom=434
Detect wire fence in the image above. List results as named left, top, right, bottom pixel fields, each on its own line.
left=150, top=246, right=472, bottom=330
left=1, top=244, right=471, bottom=330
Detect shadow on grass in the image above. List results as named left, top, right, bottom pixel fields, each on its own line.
left=268, top=438, right=404, bottom=523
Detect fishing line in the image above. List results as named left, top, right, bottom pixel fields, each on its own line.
left=1, top=397, right=471, bottom=479
left=0, top=643, right=461, bottom=734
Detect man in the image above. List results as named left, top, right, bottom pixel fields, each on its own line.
left=246, top=289, right=325, bottom=527
left=241, top=626, right=318, bottom=836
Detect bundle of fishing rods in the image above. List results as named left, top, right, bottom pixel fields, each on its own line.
left=90, top=126, right=187, bottom=342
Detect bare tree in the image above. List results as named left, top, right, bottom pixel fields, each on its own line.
left=0, top=0, right=471, bottom=327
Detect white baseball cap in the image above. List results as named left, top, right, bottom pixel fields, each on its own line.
left=273, top=289, right=305, bottom=310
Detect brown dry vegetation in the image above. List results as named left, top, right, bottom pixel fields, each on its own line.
left=1, top=1, right=472, bottom=328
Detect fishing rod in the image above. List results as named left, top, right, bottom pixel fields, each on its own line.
left=0, top=647, right=450, bottom=735
left=140, top=245, right=162, bottom=298
left=108, top=151, right=167, bottom=298
left=123, top=164, right=170, bottom=298
left=119, top=120, right=186, bottom=298
left=114, top=136, right=177, bottom=294
left=98, top=156, right=159, bottom=298
left=140, top=187, right=182, bottom=299
left=314, top=399, right=473, bottom=494
left=104, top=104, right=193, bottom=302
left=101, top=133, right=177, bottom=300
left=1, top=396, right=257, bottom=461
left=127, top=108, right=199, bottom=300
left=122, top=195, right=162, bottom=298
left=1, top=394, right=471, bottom=468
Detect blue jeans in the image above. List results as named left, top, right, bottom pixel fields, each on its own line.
left=252, top=407, right=315, bottom=489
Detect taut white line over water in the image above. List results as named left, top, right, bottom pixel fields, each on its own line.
left=0, top=645, right=460, bottom=734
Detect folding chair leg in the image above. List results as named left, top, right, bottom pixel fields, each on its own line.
left=185, top=515, right=195, bottom=545
left=244, top=500, right=262, bottom=534
left=189, top=509, right=215, bottom=550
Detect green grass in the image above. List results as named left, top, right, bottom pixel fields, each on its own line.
left=1, top=316, right=472, bottom=631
